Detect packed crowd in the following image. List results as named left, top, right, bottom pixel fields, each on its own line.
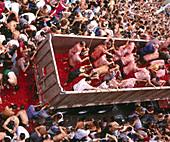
left=0, top=0, right=169, bottom=141
left=0, top=0, right=168, bottom=89
left=0, top=102, right=170, bottom=142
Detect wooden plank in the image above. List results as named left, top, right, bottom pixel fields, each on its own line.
left=37, top=52, right=53, bottom=79
left=42, top=83, right=60, bottom=104
left=36, top=41, right=51, bottom=63
left=39, top=72, right=57, bottom=92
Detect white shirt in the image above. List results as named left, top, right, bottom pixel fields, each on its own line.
left=73, top=78, right=93, bottom=91
left=93, top=6, right=100, bottom=13
left=21, top=13, right=36, bottom=24
left=35, top=30, right=44, bottom=40
left=85, top=10, right=94, bottom=20
left=75, top=129, right=90, bottom=140
left=11, top=2, right=20, bottom=14
left=16, top=126, right=30, bottom=139
left=19, top=34, right=28, bottom=41
left=0, top=35, right=6, bottom=42
left=87, top=20, right=98, bottom=31
left=119, top=126, right=136, bottom=138
left=98, top=81, right=109, bottom=89
left=7, top=40, right=19, bottom=47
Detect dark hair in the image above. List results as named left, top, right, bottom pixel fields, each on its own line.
left=51, top=27, right=57, bottom=32
left=12, top=104, right=18, bottom=110
left=85, top=124, right=90, bottom=130
left=0, top=14, right=3, bottom=19
left=32, top=30, right=36, bottom=37
left=43, top=5, right=47, bottom=9
left=107, top=41, right=112, bottom=46
left=108, top=65, right=113, bottom=69
left=57, top=25, right=61, bottom=30
left=4, top=137, right=11, bottom=142
left=57, top=114, right=62, bottom=119
left=23, top=24, right=29, bottom=29
left=45, top=125, right=50, bottom=131
left=40, top=31, right=45, bottom=36
left=80, top=41, right=86, bottom=46
left=20, top=133, right=25, bottom=140
left=35, top=106, right=42, bottom=111
left=156, top=77, right=160, bottom=81
left=16, top=24, right=21, bottom=30
left=85, top=77, right=92, bottom=81
left=161, top=65, right=165, bottom=69
left=23, top=15, right=29, bottom=21
left=10, top=13, right=16, bottom=18
left=127, top=126, right=132, bottom=131
left=9, top=120, right=15, bottom=127
left=20, top=104, right=25, bottom=110
left=28, top=45, right=35, bottom=51
left=23, top=41, right=28, bottom=46
left=2, top=40, right=7, bottom=45
left=136, top=80, right=140, bottom=85
left=106, top=80, right=110, bottom=84
left=14, top=85, right=19, bottom=90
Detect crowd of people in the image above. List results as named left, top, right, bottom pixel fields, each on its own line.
left=0, top=102, right=169, bottom=142
left=0, top=0, right=168, bottom=89
left=0, top=0, right=169, bottom=141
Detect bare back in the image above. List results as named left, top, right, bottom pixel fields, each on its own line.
left=17, top=110, right=28, bottom=125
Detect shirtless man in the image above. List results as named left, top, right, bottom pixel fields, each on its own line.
left=90, top=62, right=114, bottom=77
left=11, top=57, right=30, bottom=77
left=63, top=64, right=92, bottom=86
left=75, top=116, right=87, bottom=130
left=113, top=41, right=135, bottom=58
left=118, top=53, right=136, bottom=68
left=31, top=124, right=50, bottom=142
left=86, top=120, right=98, bottom=132
left=69, top=41, right=86, bottom=57
left=36, top=5, right=50, bottom=18
left=3, top=115, right=19, bottom=138
left=1, top=104, right=18, bottom=118
left=147, top=60, right=165, bottom=73
left=53, top=126, right=69, bottom=142
left=107, top=117, right=123, bottom=137
left=151, top=77, right=166, bottom=87
left=93, top=54, right=113, bottom=68
left=2, top=70, right=19, bottom=90
left=6, top=20, right=19, bottom=33
left=103, top=64, right=121, bottom=82
left=68, top=52, right=90, bottom=69
left=134, top=68, right=156, bottom=88
left=119, top=78, right=140, bottom=88
left=91, top=36, right=113, bottom=61
left=16, top=104, right=28, bottom=127
left=121, top=61, right=138, bottom=78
